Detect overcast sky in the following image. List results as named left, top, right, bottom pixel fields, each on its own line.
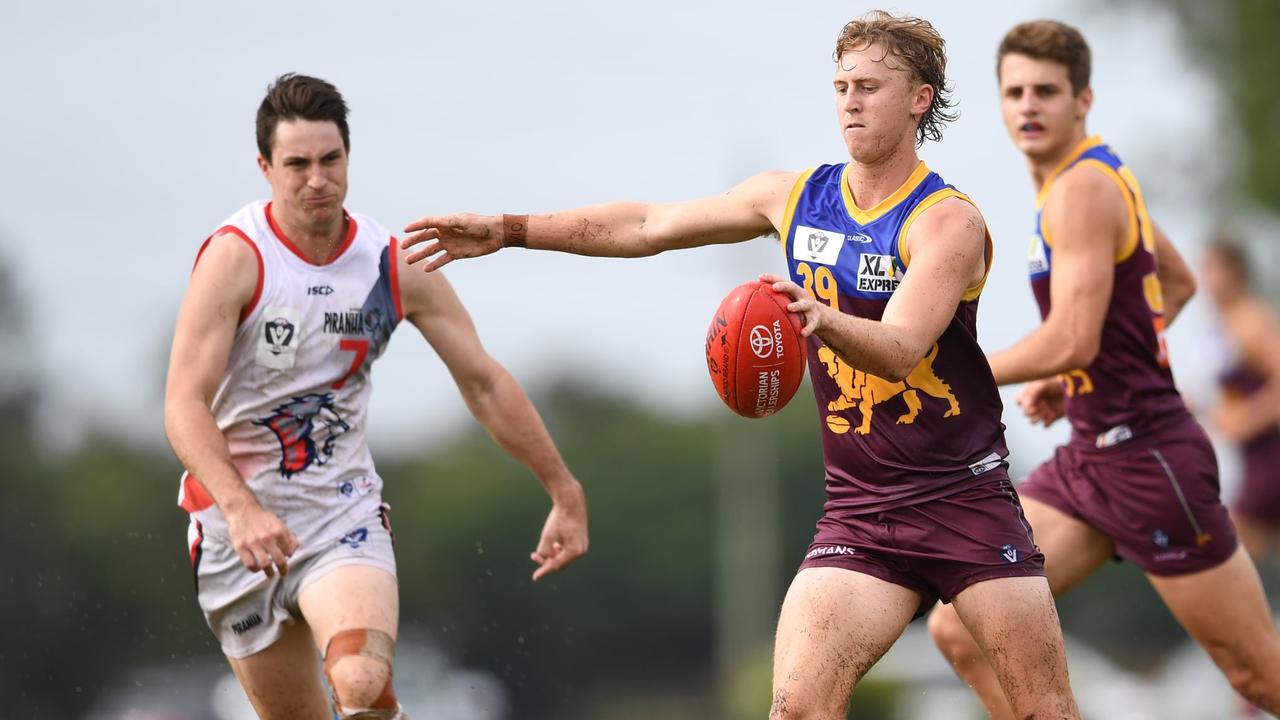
left=2, top=1, right=1235, bottom=479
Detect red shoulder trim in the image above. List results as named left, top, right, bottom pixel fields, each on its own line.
left=193, top=226, right=264, bottom=326
left=265, top=201, right=358, bottom=265
left=179, top=472, right=215, bottom=514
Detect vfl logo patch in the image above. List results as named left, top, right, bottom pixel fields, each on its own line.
left=1001, top=544, right=1019, bottom=563
left=265, top=318, right=294, bottom=353
left=857, top=253, right=899, bottom=293
left=255, top=305, right=301, bottom=370
left=792, top=225, right=845, bottom=265
left=1152, top=530, right=1170, bottom=548
left=254, top=394, right=350, bottom=477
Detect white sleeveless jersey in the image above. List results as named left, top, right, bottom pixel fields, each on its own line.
left=179, top=200, right=402, bottom=550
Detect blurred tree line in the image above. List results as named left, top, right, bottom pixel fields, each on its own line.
left=1156, top=0, right=1280, bottom=214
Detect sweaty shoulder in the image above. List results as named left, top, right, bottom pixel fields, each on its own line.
left=1043, top=161, right=1128, bottom=236
left=912, top=194, right=984, bottom=234
left=904, top=195, right=985, bottom=260
left=391, top=230, right=447, bottom=320
left=191, top=230, right=261, bottom=308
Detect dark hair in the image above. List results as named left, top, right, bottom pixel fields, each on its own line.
left=834, top=10, right=957, bottom=145
left=997, top=20, right=1091, bottom=96
left=255, top=73, right=350, bottom=162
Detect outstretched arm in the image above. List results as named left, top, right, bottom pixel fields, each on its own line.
left=398, top=253, right=587, bottom=580
left=164, top=233, right=299, bottom=577
left=400, top=170, right=797, bottom=271
left=767, top=196, right=989, bottom=382
left=988, top=166, right=1122, bottom=386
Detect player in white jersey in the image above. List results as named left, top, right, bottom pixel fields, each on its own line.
left=164, top=74, right=589, bottom=720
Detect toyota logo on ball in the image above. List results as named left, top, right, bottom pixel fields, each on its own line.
left=749, top=325, right=775, bottom=359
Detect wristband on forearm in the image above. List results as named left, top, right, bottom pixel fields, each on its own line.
left=502, top=214, right=529, bottom=248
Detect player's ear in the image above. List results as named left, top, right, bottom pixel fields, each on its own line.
left=913, top=82, right=935, bottom=117
left=257, top=154, right=271, bottom=177
left=1075, top=86, right=1093, bottom=119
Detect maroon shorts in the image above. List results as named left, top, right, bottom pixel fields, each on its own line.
left=1235, top=432, right=1280, bottom=525
left=1017, top=416, right=1238, bottom=576
left=799, top=471, right=1046, bottom=616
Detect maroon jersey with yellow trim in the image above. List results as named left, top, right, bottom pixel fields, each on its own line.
left=1028, top=136, right=1187, bottom=449
left=782, top=162, right=1008, bottom=514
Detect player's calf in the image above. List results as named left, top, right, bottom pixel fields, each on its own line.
left=1204, top=639, right=1280, bottom=713
left=324, top=628, right=405, bottom=719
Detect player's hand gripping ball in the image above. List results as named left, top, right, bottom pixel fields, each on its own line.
left=705, top=280, right=807, bottom=418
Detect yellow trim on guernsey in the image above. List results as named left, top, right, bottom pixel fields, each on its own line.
left=840, top=161, right=932, bottom=225
left=896, top=189, right=994, bottom=302
left=1073, top=158, right=1141, bottom=263
left=1033, top=134, right=1143, bottom=265
left=1035, top=134, right=1104, bottom=209
left=779, top=168, right=818, bottom=253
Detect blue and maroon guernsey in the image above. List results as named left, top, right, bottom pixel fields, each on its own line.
left=782, top=162, right=1008, bottom=514
left=1028, top=136, right=1187, bottom=449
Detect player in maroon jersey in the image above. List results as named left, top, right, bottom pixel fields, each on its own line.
left=1204, top=237, right=1280, bottom=563
left=927, top=20, right=1280, bottom=717
left=400, top=11, right=1082, bottom=719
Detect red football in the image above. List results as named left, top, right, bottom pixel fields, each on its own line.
left=705, top=280, right=807, bottom=418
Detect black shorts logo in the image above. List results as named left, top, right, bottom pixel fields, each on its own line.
left=231, top=612, right=264, bottom=635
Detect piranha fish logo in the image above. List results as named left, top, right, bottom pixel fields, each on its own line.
left=253, top=393, right=350, bottom=477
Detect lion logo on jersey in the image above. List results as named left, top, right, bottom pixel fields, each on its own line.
left=253, top=393, right=351, bottom=477
left=817, top=344, right=960, bottom=435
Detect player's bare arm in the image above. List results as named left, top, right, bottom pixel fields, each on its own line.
left=767, top=197, right=987, bottom=382
left=988, top=164, right=1124, bottom=386
left=1151, top=221, right=1195, bottom=326
left=164, top=233, right=299, bottom=577
left=399, top=171, right=798, bottom=271
left=398, top=256, right=587, bottom=581
left=1217, top=300, right=1280, bottom=442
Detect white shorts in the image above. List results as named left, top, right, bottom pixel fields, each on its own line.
left=191, top=506, right=398, bottom=659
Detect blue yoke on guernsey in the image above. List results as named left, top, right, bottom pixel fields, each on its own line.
left=1027, top=135, right=1188, bottom=450
left=781, top=161, right=1009, bottom=514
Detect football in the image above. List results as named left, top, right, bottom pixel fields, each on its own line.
left=705, top=280, right=807, bottom=418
